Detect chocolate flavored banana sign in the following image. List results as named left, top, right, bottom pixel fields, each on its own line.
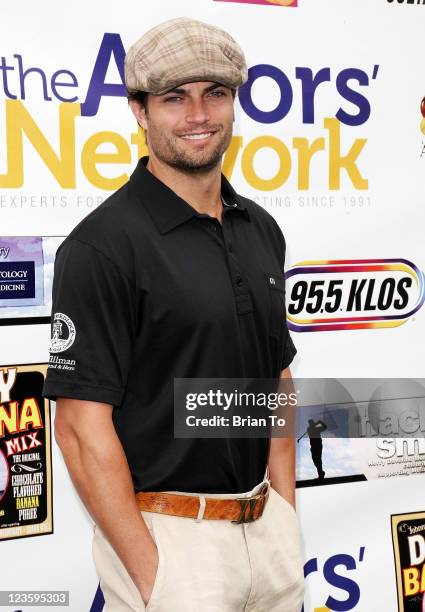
left=0, top=364, right=53, bottom=540
left=392, top=511, right=425, bottom=611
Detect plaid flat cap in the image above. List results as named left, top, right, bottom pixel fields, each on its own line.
left=125, top=17, right=248, bottom=95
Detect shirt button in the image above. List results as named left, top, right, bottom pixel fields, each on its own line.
left=228, top=243, right=233, bottom=252
left=235, top=276, right=243, bottom=286
left=212, top=225, right=217, bottom=232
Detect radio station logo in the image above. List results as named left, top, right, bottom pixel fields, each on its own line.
left=285, top=258, right=425, bottom=332
left=214, top=0, right=297, bottom=6
left=391, top=511, right=425, bottom=611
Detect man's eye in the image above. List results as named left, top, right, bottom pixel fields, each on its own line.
left=210, top=91, right=225, bottom=97
left=165, top=96, right=182, bottom=102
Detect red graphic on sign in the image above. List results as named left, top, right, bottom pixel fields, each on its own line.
left=214, top=0, right=297, bottom=7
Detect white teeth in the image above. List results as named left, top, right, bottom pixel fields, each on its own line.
left=181, top=132, right=213, bottom=140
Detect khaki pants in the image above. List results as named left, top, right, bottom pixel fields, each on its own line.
left=92, top=474, right=305, bottom=611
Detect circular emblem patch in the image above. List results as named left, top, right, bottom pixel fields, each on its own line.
left=50, top=312, right=76, bottom=354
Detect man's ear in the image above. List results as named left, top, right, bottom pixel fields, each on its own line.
left=129, top=99, right=148, bottom=131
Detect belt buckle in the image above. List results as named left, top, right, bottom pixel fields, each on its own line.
left=232, top=492, right=265, bottom=524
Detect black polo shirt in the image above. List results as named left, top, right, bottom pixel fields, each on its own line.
left=42, top=156, right=297, bottom=494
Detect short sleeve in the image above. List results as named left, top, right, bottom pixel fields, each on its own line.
left=42, top=239, right=136, bottom=405
left=281, top=329, right=297, bottom=371
left=271, top=217, right=297, bottom=372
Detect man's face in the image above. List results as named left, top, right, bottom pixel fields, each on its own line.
left=130, top=81, right=235, bottom=174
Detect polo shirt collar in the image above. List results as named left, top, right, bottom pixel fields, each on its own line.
left=129, top=156, right=250, bottom=235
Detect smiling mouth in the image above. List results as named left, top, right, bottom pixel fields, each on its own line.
left=180, top=131, right=216, bottom=141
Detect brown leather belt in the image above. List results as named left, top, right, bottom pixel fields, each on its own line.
left=135, top=482, right=270, bottom=523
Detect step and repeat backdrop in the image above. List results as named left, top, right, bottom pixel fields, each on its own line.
left=1, top=1, right=424, bottom=610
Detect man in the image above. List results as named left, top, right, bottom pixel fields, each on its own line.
left=307, top=419, right=327, bottom=479
left=43, top=17, right=304, bottom=612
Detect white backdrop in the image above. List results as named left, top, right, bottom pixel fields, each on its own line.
left=1, top=1, right=424, bottom=610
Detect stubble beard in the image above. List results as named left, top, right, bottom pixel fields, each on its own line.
left=146, top=121, right=233, bottom=175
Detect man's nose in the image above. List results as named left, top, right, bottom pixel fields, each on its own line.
left=186, top=98, right=210, bottom=124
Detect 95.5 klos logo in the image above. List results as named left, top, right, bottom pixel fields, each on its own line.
left=285, top=258, right=425, bottom=332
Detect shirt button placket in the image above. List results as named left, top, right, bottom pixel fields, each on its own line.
left=221, top=215, right=253, bottom=315
left=222, top=220, right=239, bottom=288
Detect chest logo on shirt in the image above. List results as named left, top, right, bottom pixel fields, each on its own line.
left=49, top=312, right=76, bottom=354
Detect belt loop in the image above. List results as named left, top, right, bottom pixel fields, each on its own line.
left=195, top=495, right=206, bottom=522
left=263, top=464, right=271, bottom=494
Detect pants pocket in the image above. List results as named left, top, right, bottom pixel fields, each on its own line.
left=268, top=488, right=305, bottom=587
left=144, top=513, right=166, bottom=611
left=270, top=487, right=299, bottom=521
left=92, top=514, right=165, bottom=612
left=92, top=524, right=144, bottom=611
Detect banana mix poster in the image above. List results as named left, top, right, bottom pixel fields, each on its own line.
left=0, top=364, right=53, bottom=540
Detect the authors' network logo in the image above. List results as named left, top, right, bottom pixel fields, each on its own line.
left=285, top=258, right=425, bottom=332
left=214, top=0, right=297, bottom=7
